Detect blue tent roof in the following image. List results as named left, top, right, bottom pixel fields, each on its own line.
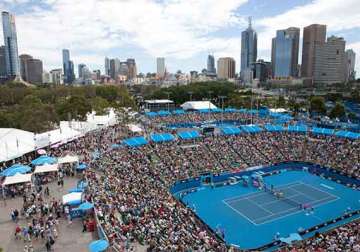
left=150, top=133, right=175, bottom=143
left=224, top=108, right=237, bottom=113
left=177, top=130, right=201, bottom=140
left=211, top=108, right=223, bottom=113
left=145, top=111, right=157, bottom=117
left=1, top=164, right=32, bottom=177
left=264, top=124, right=285, bottom=132
left=312, top=127, right=335, bottom=135
left=238, top=109, right=247, bottom=113
left=123, top=136, right=148, bottom=147
left=88, top=239, right=109, bottom=252
left=335, top=130, right=360, bottom=139
left=157, top=110, right=171, bottom=116
left=172, top=109, right=185, bottom=115
left=76, top=163, right=88, bottom=170
left=68, top=187, right=84, bottom=193
left=198, top=108, right=211, bottom=113
left=287, top=125, right=308, bottom=133
left=221, top=126, right=242, bottom=135
left=31, top=155, right=57, bottom=166
left=111, top=144, right=121, bottom=149
left=78, top=201, right=94, bottom=211
left=241, top=125, right=263, bottom=133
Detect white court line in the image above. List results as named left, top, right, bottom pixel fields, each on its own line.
left=246, top=197, right=274, bottom=215
left=222, top=199, right=258, bottom=226
left=320, top=183, right=334, bottom=190
left=293, top=182, right=340, bottom=202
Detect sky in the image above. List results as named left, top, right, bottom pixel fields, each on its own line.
left=1, top=0, right=360, bottom=76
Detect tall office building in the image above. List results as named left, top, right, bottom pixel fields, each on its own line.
left=0, top=46, right=6, bottom=78
left=50, top=69, right=63, bottom=85
left=217, top=57, right=236, bottom=79
left=207, top=54, right=216, bottom=76
left=313, top=36, right=346, bottom=84
left=126, top=58, right=137, bottom=80
left=157, top=57, right=165, bottom=78
left=105, top=57, right=110, bottom=76
left=241, top=17, right=257, bottom=80
left=301, top=24, right=326, bottom=79
left=345, top=49, right=356, bottom=82
left=25, top=58, right=43, bottom=84
left=2, top=11, right=20, bottom=78
left=251, top=59, right=271, bottom=82
left=62, top=49, right=75, bottom=84
left=19, top=54, right=33, bottom=81
left=78, top=63, right=86, bottom=79
left=272, top=27, right=300, bottom=78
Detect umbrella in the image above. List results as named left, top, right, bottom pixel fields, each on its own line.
left=78, top=202, right=94, bottom=211
left=37, top=149, right=47, bottom=155
left=1, top=164, right=31, bottom=177
left=76, top=163, right=88, bottom=170
left=68, top=187, right=84, bottom=193
left=88, top=239, right=109, bottom=252
left=31, top=155, right=57, bottom=166
left=111, top=144, right=121, bottom=149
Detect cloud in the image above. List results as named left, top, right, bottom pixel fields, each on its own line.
left=1, top=0, right=248, bottom=71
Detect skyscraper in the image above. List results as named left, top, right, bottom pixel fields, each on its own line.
left=313, top=36, right=346, bottom=84
left=301, top=24, right=326, bottom=79
left=207, top=54, right=216, bottom=76
left=62, top=49, right=75, bottom=84
left=157, top=57, right=165, bottom=78
left=105, top=57, right=110, bottom=76
left=126, top=58, right=137, bottom=80
left=2, top=11, right=20, bottom=78
left=272, top=27, right=300, bottom=78
left=19, top=54, right=33, bottom=81
left=0, top=46, right=6, bottom=78
left=50, top=69, right=63, bottom=85
left=78, top=63, right=86, bottom=79
left=25, top=58, right=43, bottom=84
left=241, top=17, right=257, bottom=81
left=217, top=57, right=236, bottom=79
left=345, top=49, right=356, bottom=82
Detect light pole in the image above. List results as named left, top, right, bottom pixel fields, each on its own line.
left=207, top=91, right=213, bottom=121
left=164, top=91, right=171, bottom=112
left=188, top=91, right=193, bottom=102
left=218, top=95, right=227, bottom=124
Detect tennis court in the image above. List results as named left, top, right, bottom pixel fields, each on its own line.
left=223, top=182, right=338, bottom=225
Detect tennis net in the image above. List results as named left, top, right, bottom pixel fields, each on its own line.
left=264, top=185, right=301, bottom=209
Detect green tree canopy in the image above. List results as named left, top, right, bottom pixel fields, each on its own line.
left=310, top=96, right=326, bottom=115
left=329, top=102, right=346, bottom=119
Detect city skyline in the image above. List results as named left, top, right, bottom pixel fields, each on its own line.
left=0, top=0, right=359, bottom=77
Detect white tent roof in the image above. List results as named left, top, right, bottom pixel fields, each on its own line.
left=0, top=128, right=35, bottom=163
left=63, top=192, right=82, bottom=205
left=35, top=126, right=82, bottom=149
left=58, top=155, right=79, bottom=164
left=181, top=101, right=217, bottom=111
left=3, top=173, right=32, bottom=185
left=127, top=124, right=142, bottom=133
left=34, top=164, right=59, bottom=174
left=269, top=108, right=288, bottom=113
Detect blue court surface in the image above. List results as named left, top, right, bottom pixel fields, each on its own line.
left=179, top=170, right=360, bottom=250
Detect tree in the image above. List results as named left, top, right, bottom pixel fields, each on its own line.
left=91, top=97, right=110, bottom=115
left=329, top=102, right=346, bottom=119
left=310, top=96, right=326, bottom=115
left=56, top=95, right=92, bottom=121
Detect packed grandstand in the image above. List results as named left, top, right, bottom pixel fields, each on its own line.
left=2, top=108, right=360, bottom=251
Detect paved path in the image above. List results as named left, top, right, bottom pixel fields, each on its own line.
left=0, top=176, right=94, bottom=252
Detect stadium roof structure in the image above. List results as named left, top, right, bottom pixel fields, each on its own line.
left=221, top=126, right=242, bottom=135
left=181, top=101, right=217, bottom=111
left=177, top=130, right=201, bottom=140
left=123, top=136, right=148, bottom=147
left=150, top=133, right=175, bottom=143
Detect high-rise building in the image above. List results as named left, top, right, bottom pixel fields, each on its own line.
left=105, top=57, right=110, bottom=76
left=78, top=63, right=86, bottom=79
left=241, top=17, right=257, bottom=80
left=272, top=27, right=300, bottom=78
left=119, top=62, right=129, bottom=77
left=207, top=54, right=216, bottom=76
left=50, top=69, right=63, bottom=85
left=93, top=70, right=101, bottom=80
left=0, top=46, right=6, bottom=78
left=345, top=49, right=356, bottom=82
left=25, top=58, right=43, bottom=84
left=19, top=54, right=33, bottom=81
left=126, top=58, right=137, bottom=80
left=157, top=57, right=165, bottom=78
left=313, top=36, right=346, bottom=84
left=2, top=11, right=20, bottom=78
left=62, top=49, right=75, bottom=84
left=42, top=71, right=51, bottom=84
left=251, top=59, right=271, bottom=83
left=301, top=24, right=327, bottom=79
left=217, top=57, right=236, bottom=79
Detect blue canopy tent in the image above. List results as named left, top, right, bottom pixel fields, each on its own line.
left=221, top=126, right=242, bottom=135
left=238, top=109, right=247, bottom=113
left=111, top=144, right=121, bottom=149
left=172, top=109, right=185, bottom=115
left=145, top=111, right=157, bottom=117
left=335, top=130, right=360, bottom=139
left=1, top=164, right=31, bottom=177
left=287, top=125, right=308, bottom=133
left=31, top=155, right=57, bottom=166
left=78, top=201, right=94, bottom=211
left=312, top=127, right=335, bottom=136
left=211, top=108, right=223, bottom=113
left=123, top=136, right=148, bottom=147
left=224, top=108, right=237, bottom=113
left=198, top=108, right=211, bottom=113
left=177, top=130, right=201, bottom=140
left=264, top=124, right=285, bottom=132
left=88, top=239, right=109, bottom=252
left=68, top=187, right=84, bottom=193
left=157, top=110, right=171, bottom=116
left=76, top=163, right=88, bottom=170
left=150, top=133, right=175, bottom=143
left=241, top=125, right=263, bottom=133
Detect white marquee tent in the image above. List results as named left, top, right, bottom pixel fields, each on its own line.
left=3, top=173, right=32, bottom=186
left=34, top=164, right=59, bottom=174
left=58, top=155, right=79, bottom=164
left=181, top=101, right=217, bottom=111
